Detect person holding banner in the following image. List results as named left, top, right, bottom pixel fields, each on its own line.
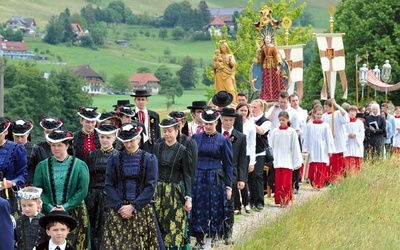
left=259, top=35, right=285, bottom=102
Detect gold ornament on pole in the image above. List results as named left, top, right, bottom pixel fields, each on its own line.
left=281, top=17, right=292, bottom=46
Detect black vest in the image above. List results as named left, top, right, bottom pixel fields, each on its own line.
left=255, top=116, right=270, bottom=154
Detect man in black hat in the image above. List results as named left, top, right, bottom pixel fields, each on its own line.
left=220, top=107, right=247, bottom=244
left=187, top=101, right=208, bottom=136
left=212, top=91, right=243, bottom=133
left=131, top=90, right=160, bottom=152
left=11, top=119, right=46, bottom=186
left=73, top=107, right=101, bottom=160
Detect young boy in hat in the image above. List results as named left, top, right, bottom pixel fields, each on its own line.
left=34, top=210, right=78, bottom=250
left=131, top=90, right=160, bottom=152
left=12, top=119, right=46, bottom=186
left=187, top=101, right=208, bottom=136
left=73, top=107, right=101, bottom=160
left=15, top=186, right=47, bottom=250
left=38, top=117, right=64, bottom=158
left=212, top=91, right=243, bottom=133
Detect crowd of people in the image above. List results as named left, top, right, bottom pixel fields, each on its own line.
left=0, top=88, right=396, bottom=250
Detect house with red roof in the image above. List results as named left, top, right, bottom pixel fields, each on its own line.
left=70, top=65, right=104, bottom=95
left=129, top=73, right=160, bottom=95
left=0, top=36, right=35, bottom=59
left=209, top=16, right=226, bottom=36
left=208, top=7, right=243, bottom=35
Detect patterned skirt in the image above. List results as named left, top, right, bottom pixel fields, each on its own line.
left=154, top=181, right=190, bottom=248
left=86, top=188, right=109, bottom=250
left=191, top=169, right=228, bottom=239
left=101, top=203, right=160, bottom=250
left=68, top=203, right=91, bottom=250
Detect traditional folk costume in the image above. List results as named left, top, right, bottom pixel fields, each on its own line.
left=153, top=119, right=192, bottom=249
left=0, top=197, right=15, bottom=250
left=33, top=130, right=90, bottom=250
left=102, top=122, right=160, bottom=250
left=38, top=117, right=64, bottom=158
left=322, top=109, right=349, bottom=183
left=270, top=126, right=302, bottom=206
left=392, top=115, right=400, bottom=154
left=73, top=107, right=101, bottom=161
left=187, top=101, right=209, bottom=137
left=85, top=123, right=119, bottom=250
left=191, top=109, right=233, bottom=244
left=343, top=117, right=365, bottom=172
left=0, top=117, right=28, bottom=214
left=35, top=210, right=78, bottom=250
left=303, top=120, right=335, bottom=189
left=15, top=187, right=47, bottom=250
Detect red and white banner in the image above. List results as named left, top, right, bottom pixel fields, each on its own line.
left=315, top=33, right=348, bottom=100
left=278, top=44, right=305, bottom=100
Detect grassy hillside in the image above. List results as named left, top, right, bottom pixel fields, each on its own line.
left=0, top=0, right=340, bottom=28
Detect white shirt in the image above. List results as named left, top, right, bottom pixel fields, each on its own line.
left=343, top=119, right=365, bottom=158
left=135, top=107, right=149, bottom=143
left=188, top=121, right=204, bottom=137
left=293, top=106, right=308, bottom=140
left=322, top=110, right=350, bottom=153
left=243, top=120, right=256, bottom=165
left=303, top=121, right=336, bottom=164
left=251, top=114, right=271, bottom=157
left=270, top=127, right=303, bottom=170
left=49, top=239, right=67, bottom=250
left=266, top=106, right=300, bottom=131
left=392, top=117, right=400, bottom=147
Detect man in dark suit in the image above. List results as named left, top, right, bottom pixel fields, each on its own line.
left=213, top=91, right=243, bottom=133
left=220, top=107, right=247, bottom=245
left=131, top=90, right=160, bottom=152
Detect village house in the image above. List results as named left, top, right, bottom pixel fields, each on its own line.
left=5, top=16, right=37, bottom=34
left=208, top=7, right=243, bottom=35
left=71, top=23, right=85, bottom=41
left=70, top=65, right=104, bottom=95
left=129, top=73, right=160, bottom=95
left=0, top=35, right=35, bottom=59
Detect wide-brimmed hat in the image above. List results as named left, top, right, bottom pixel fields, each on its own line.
left=117, top=122, right=143, bottom=142
left=201, top=109, right=220, bottom=123
left=12, top=119, right=33, bottom=136
left=212, top=91, right=233, bottom=107
left=39, top=210, right=78, bottom=231
left=167, top=111, right=187, bottom=122
left=159, top=118, right=179, bottom=128
left=95, top=123, right=119, bottom=135
left=39, top=116, right=63, bottom=130
left=112, top=100, right=133, bottom=108
left=130, top=90, right=151, bottom=98
left=220, top=107, right=237, bottom=117
left=115, top=106, right=135, bottom=117
left=18, top=186, right=42, bottom=200
left=187, top=101, right=209, bottom=110
left=45, top=130, right=74, bottom=144
left=77, top=107, right=101, bottom=121
left=98, top=112, right=120, bottom=123
left=0, top=117, right=11, bottom=135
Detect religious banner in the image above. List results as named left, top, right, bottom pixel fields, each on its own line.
left=278, top=44, right=305, bottom=100
left=315, top=33, right=348, bottom=99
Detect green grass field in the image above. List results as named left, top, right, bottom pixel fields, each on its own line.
left=234, top=156, right=400, bottom=249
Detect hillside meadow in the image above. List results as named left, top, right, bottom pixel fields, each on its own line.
left=234, top=156, right=400, bottom=249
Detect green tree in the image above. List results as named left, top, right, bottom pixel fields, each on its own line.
left=159, top=28, right=168, bottom=40
left=0, top=28, right=23, bottom=41
left=60, top=12, right=74, bottom=43
left=81, top=4, right=97, bottom=25
left=198, top=0, right=212, bottom=29
left=110, top=73, right=130, bottom=93
left=160, top=77, right=183, bottom=105
left=154, top=65, right=174, bottom=83
left=70, top=13, right=88, bottom=31
left=171, top=26, right=185, bottom=40
left=80, top=35, right=94, bottom=48
left=91, top=28, right=105, bottom=46
left=43, top=15, right=63, bottom=45
left=137, top=67, right=151, bottom=73
left=176, top=56, right=197, bottom=89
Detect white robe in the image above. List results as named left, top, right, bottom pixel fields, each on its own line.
left=303, top=122, right=336, bottom=164
left=392, top=117, right=400, bottom=147
left=322, top=110, right=349, bottom=153
left=270, top=127, right=303, bottom=170
left=343, top=120, right=365, bottom=157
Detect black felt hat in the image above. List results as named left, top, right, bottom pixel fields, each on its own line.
left=11, top=119, right=33, bottom=136
left=77, top=107, right=101, bottom=121
left=159, top=118, right=179, bottom=128
left=112, top=100, right=133, bottom=108
left=220, top=107, right=237, bottom=117
left=212, top=91, right=233, bottom=107
left=95, top=123, right=119, bottom=135
left=201, top=109, right=220, bottom=123
left=39, top=116, right=63, bottom=130
left=130, top=90, right=151, bottom=97
left=167, top=111, right=188, bottom=121
left=0, top=117, right=11, bottom=135
left=117, top=122, right=143, bottom=142
left=39, top=210, right=78, bottom=231
left=187, top=101, right=209, bottom=110
left=115, top=106, right=135, bottom=117
left=45, top=130, right=74, bottom=144
left=98, top=112, right=120, bottom=123
left=356, top=113, right=366, bottom=119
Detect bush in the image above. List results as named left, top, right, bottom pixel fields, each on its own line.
left=164, top=47, right=171, bottom=55
left=191, top=31, right=211, bottom=41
